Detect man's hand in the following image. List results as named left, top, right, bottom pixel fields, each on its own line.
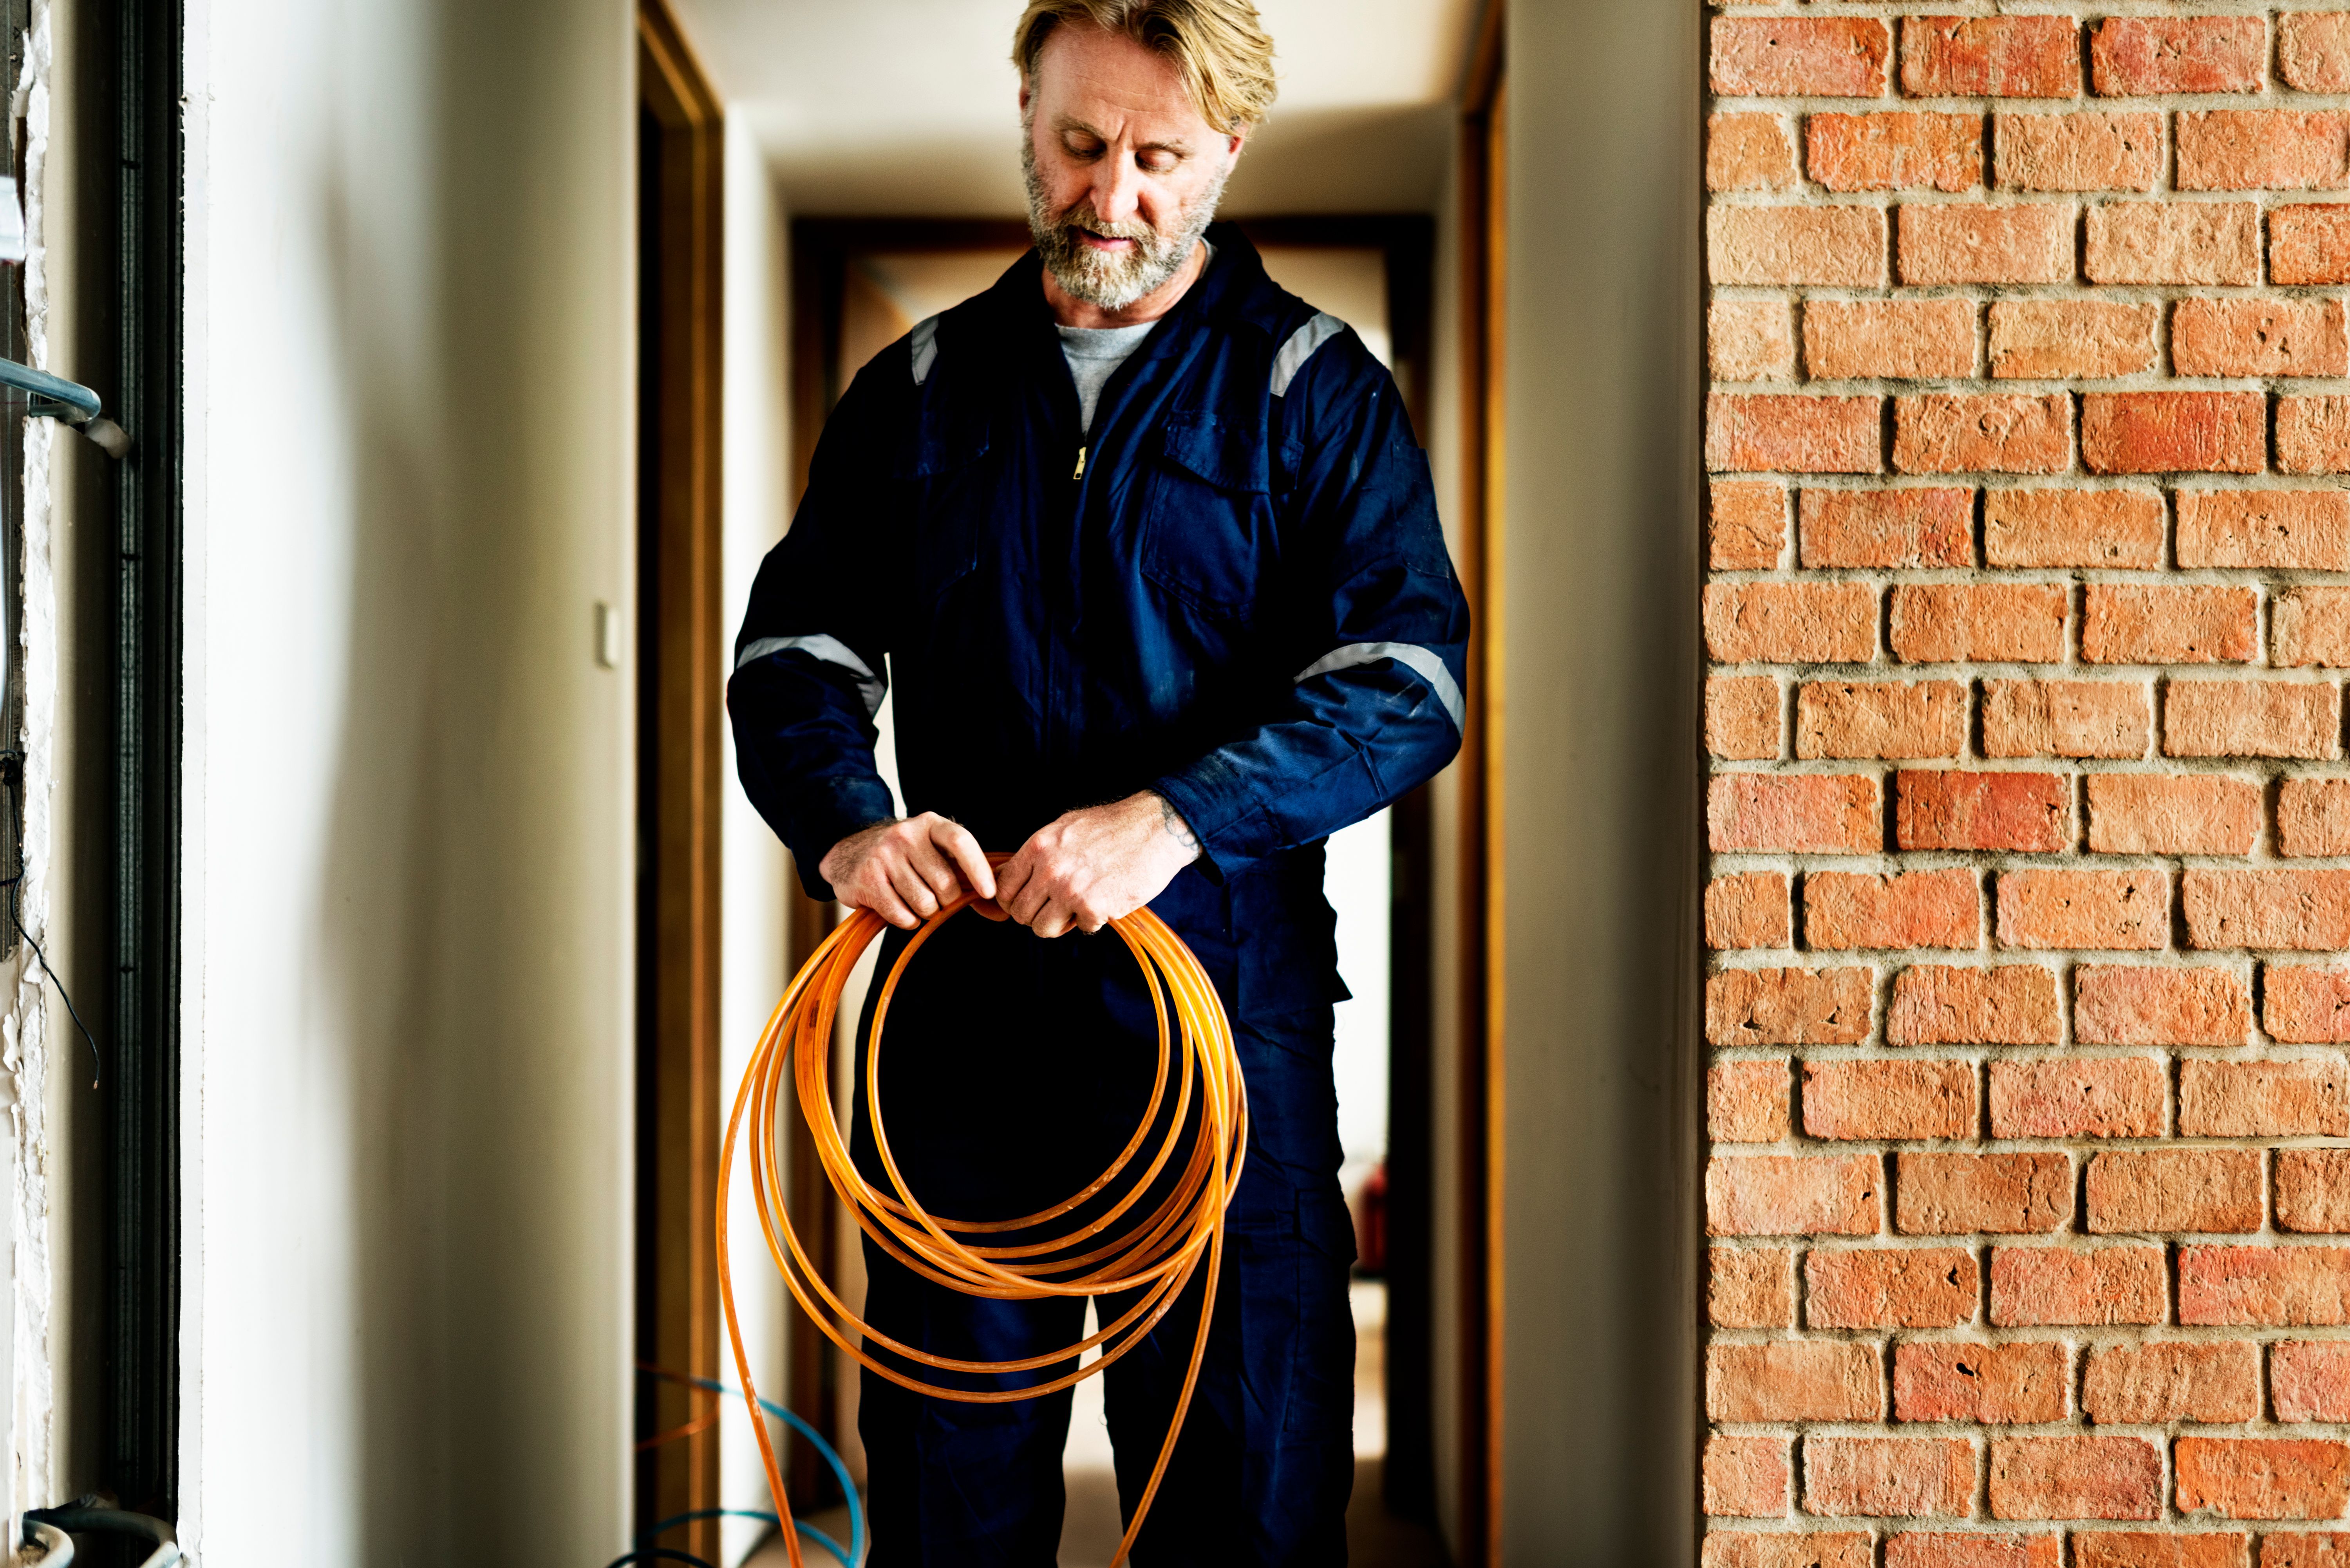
left=819, top=812, right=997, bottom=930
left=994, top=792, right=1199, bottom=938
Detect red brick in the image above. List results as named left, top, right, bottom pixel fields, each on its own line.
left=1807, top=1245, right=1978, bottom=1329
left=2082, top=586, right=2259, bottom=666
left=2279, top=397, right=2350, bottom=476
left=1712, top=480, right=1788, bottom=570
left=1711, top=1247, right=1794, bottom=1329
left=2268, top=964, right=2350, bottom=1041
left=2267, top=1534, right=2350, bottom=1568
left=1889, top=964, right=2061, bottom=1046
left=1709, top=676, right=1781, bottom=761
left=1709, top=872, right=1792, bottom=950
left=1806, top=869, right=1979, bottom=951
left=2281, top=1151, right=2350, bottom=1235
left=2076, top=1535, right=2251, bottom=1568
left=1890, top=584, right=2066, bottom=665
left=1990, top=1245, right=2167, bottom=1327
left=2076, top=965, right=2253, bottom=1047
left=2091, top=17, right=2269, bottom=97
left=2178, top=491, right=2350, bottom=572
left=1904, top=16, right=2081, bottom=99
left=1703, top=1535, right=1873, bottom=1568
left=1804, top=1059, right=1976, bottom=1140
left=2082, top=393, right=2266, bottom=476
left=2283, top=14, right=2350, bottom=93
left=1988, top=300, right=2157, bottom=379
left=1710, top=776, right=1882, bottom=855
left=2273, top=205, right=2350, bottom=286
left=2086, top=202, right=2261, bottom=286
left=2186, top=869, right=2350, bottom=949
left=1989, top=1057, right=2166, bottom=1139
left=1988, top=1435, right=2162, bottom=1521
left=1710, top=113, right=1797, bottom=195
left=1713, top=17, right=1893, bottom=99
left=1887, top=1532, right=2062, bottom=1568
left=1804, top=300, right=1975, bottom=383
left=2087, top=775, right=2261, bottom=857
left=1984, top=681, right=2150, bottom=759
left=1706, top=582, right=1876, bottom=664
left=1809, top=113, right=1982, bottom=194
left=2083, top=1340, right=2261, bottom=1425
left=2086, top=1149, right=2263, bottom=1234
left=1897, top=204, right=2075, bottom=287
left=1706, top=676, right=1782, bottom=762
left=1995, top=113, right=2163, bottom=195
left=1708, top=1340, right=1882, bottom=1423
left=1897, top=770, right=2068, bottom=853
left=1712, top=1059, right=1793, bottom=1143
left=1985, top=488, right=2164, bottom=569
left=1797, top=681, right=1967, bottom=760
left=1893, top=1341, right=2068, bottom=1425
left=2276, top=590, right=2350, bottom=670
left=1709, top=1155, right=1881, bottom=1238
left=1708, top=966, right=1876, bottom=1045
left=1895, top=394, right=2071, bottom=475
left=1712, top=300, right=1797, bottom=383
left=2166, top=683, right=2345, bottom=762
left=1996, top=869, right=2166, bottom=951
left=2180, top=1058, right=2350, bottom=1138
left=2274, top=1340, right=2350, bottom=1420
left=1711, top=208, right=1889, bottom=290
left=1706, top=1434, right=1791, bottom=1518
left=2181, top=112, right=2350, bottom=193
left=1708, top=393, right=1884, bottom=473
left=2175, top=299, right=2350, bottom=379
left=2177, top=1439, right=2350, bottom=1521
left=1804, top=1436, right=1976, bottom=1519
left=1799, top=486, right=1972, bottom=567
left=1898, top=1151, right=2071, bottom=1235
left=2181, top=1245, right=2350, bottom=1326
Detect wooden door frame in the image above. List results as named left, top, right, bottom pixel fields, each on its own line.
left=1457, top=2, right=1507, bottom=1561
left=635, top=2, right=725, bottom=1560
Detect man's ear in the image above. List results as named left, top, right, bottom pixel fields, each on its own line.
left=1018, top=77, right=1032, bottom=117
left=1226, top=129, right=1248, bottom=161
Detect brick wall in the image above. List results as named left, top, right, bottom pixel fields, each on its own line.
left=1705, top=7, right=2350, bottom=1564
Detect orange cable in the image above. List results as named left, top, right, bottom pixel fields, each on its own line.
left=718, top=855, right=1247, bottom=1568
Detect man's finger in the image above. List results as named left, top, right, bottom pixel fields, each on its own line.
left=1030, top=901, right=1072, bottom=939
left=1005, top=873, right=1054, bottom=927
left=865, top=885, right=920, bottom=930
left=933, top=818, right=996, bottom=901
left=885, top=858, right=941, bottom=919
left=904, top=835, right=963, bottom=903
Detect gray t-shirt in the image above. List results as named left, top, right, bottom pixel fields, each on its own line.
left=1057, top=321, right=1155, bottom=436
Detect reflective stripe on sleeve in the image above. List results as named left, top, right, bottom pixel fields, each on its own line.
left=910, top=315, right=941, bottom=386
left=1270, top=313, right=1344, bottom=397
left=1294, top=641, right=1464, bottom=732
left=736, top=634, right=887, bottom=718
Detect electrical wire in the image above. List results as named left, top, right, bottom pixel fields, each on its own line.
left=632, top=1364, right=864, bottom=1567
left=0, top=749, right=99, bottom=1087
left=719, top=856, right=1247, bottom=1568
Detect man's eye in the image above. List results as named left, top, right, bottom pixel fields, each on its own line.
left=1137, top=153, right=1177, bottom=173
left=1065, top=138, right=1104, bottom=160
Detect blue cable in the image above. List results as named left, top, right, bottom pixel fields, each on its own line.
left=626, top=1371, right=866, bottom=1568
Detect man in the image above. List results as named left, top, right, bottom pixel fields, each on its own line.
left=729, top=1, right=1466, bottom=1560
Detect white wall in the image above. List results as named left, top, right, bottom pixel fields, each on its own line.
left=179, top=1, right=636, bottom=1563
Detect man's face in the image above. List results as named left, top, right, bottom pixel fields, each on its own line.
left=1021, top=23, right=1244, bottom=312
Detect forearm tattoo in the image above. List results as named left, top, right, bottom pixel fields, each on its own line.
left=1154, top=792, right=1198, bottom=851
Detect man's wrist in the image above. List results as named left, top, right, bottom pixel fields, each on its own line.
left=1145, top=790, right=1200, bottom=862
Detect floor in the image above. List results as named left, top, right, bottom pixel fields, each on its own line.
left=753, top=1281, right=1450, bottom=1568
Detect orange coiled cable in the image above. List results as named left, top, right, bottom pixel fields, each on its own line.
left=718, top=856, right=1248, bottom=1568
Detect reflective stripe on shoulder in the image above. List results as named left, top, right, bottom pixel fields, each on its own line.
left=1294, top=641, right=1464, bottom=732
left=1270, top=312, right=1344, bottom=398
left=910, top=314, right=941, bottom=386
left=736, top=634, right=887, bottom=718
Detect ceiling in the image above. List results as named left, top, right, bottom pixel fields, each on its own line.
left=669, top=0, right=1478, bottom=216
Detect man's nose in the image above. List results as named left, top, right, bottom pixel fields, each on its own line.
left=1090, top=153, right=1143, bottom=227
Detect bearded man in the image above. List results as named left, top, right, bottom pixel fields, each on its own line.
left=728, top=1, right=1467, bottom=1560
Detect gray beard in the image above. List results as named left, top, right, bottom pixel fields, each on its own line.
left=1023, top=126, right=1227, bottom=311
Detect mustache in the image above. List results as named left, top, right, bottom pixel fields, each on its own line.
left=1050, top=204, right=1161, bottom=244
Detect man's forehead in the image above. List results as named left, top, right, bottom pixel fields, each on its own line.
left=1031, top=25, right=1215, bottom=141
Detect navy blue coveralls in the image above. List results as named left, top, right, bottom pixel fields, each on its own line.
left=729, top=226, right=1468, bottom=1566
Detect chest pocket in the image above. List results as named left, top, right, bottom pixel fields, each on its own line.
left=1139, top=410, right=1274, bottom=620
left=891, top=403, right=991, bottom=602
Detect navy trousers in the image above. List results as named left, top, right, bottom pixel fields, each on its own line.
left=848, top=917, right=1356, bottom=1566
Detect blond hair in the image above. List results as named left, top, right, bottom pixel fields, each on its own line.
left=1012, top=0, right=1277, bottom=132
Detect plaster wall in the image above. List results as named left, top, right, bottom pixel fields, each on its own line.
left=178, top=1, right=636, bottom=1562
